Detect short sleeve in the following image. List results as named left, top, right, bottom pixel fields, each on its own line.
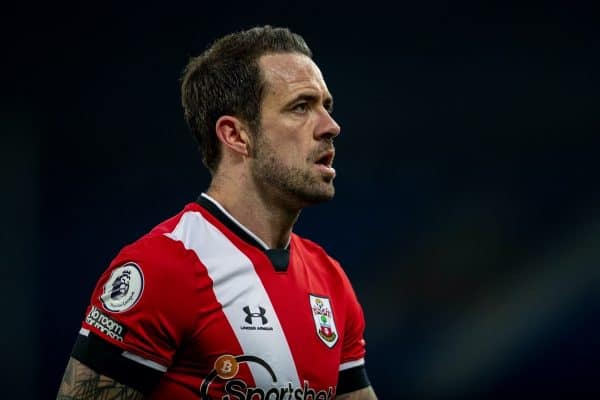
left=340, top=275, right=367, bottom=368
left=79, top=235, right=199, bottom=371
left=337, top=268, right=371, bottom=394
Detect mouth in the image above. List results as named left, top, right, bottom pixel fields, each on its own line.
left=314, top=150, right=336, bottom=178
left=315, top=150, right=335, bottom=167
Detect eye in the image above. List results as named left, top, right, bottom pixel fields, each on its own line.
left=291, top=102, right=309, bottom=113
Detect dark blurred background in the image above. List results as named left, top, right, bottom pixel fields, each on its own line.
left=2, top=1, right=598, bottom=398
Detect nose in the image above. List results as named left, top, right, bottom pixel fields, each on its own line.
left=315, top=108, right=341, bottom=140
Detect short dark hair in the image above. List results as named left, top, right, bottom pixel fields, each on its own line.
left=181, top=25, right=312, bottom=174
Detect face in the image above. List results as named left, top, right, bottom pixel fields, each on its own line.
left=250, top=53, right=341, bottom=208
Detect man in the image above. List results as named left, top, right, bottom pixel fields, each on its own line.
left=57, top=26, right=377, bottom=400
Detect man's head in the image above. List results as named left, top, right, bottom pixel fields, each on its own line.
left=181, top=26, right=312, bottom=174
left=181, top=26, right=340, bottom=208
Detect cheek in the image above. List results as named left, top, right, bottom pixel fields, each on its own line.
left=264, top=132, right=304, bottom=153
left=260, top=120, right=314, bottom=160
left=285, top=140, right=311, bottom=162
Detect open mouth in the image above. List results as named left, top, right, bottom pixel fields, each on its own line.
left=315, top=151, right=334, bottom=167
left=314, top=150, right=336, bottom=178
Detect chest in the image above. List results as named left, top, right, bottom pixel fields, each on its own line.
left=177, top=250, right=346, bottom=396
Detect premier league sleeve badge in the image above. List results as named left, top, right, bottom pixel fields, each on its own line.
left=100, top=262, right=144, bottom=313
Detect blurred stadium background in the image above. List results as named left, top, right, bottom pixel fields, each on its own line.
left=2, top=1, right=598, bottom=398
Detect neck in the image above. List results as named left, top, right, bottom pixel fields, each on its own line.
left=206, top=174, right=300, bottom=249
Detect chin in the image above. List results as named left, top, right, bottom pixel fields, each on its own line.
left=298, top=185, right=335, bottom=206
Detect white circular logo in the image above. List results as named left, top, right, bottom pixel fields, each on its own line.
left=100, top=262, right=144, bottom=312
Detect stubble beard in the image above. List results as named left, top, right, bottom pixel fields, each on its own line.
left=250, top=133, right=335, bottom=208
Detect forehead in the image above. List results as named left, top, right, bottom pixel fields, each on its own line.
left=258, top=53, right=330, bottom=98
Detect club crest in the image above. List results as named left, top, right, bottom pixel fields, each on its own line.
left=309, top=294, right=338, bottom=348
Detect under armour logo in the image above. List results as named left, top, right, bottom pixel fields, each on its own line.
left=243, top=306, right=268, bottom=325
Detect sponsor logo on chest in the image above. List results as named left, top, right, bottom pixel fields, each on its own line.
left=201, top=354, right=335, bottom=400
left=309, top=294, right=338, bottom=348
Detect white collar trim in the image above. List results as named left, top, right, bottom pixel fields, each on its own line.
left=200, top=193, right=291, bottom=250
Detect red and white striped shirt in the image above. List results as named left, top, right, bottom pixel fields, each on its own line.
left=75, top=194, right=368, bottom=399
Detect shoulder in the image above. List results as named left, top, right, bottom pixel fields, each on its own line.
left=91, top=204, right=210, bottom=318
left=292, top=234, right=340, bottom=264
left=291, top=234, right=351, bottom=282
left=107, top=203, right=206, bottom=278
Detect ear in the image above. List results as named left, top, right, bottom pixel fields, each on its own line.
left=215, top=115, right=251, bottom=157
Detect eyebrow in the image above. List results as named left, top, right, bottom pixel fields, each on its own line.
left=291, top=93, right=334, bottom=113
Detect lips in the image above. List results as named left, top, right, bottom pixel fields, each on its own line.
left=315, top=150, right=335, bottom=167
left=314, top=149, right=336, bottom=178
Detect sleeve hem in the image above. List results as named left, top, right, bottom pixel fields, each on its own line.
left=339, top=358, right=365, bottom=371
left=336, top=364, right=370, bottom=395
left=71, top=331, right=165, bottom=394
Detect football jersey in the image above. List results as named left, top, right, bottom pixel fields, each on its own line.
left=72, top=194, right=370, bottom=399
